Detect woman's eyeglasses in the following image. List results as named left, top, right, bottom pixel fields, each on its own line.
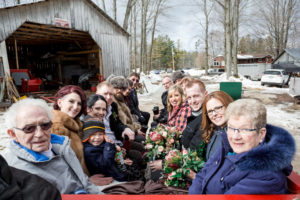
left=206, top=105, right=224, bottom=116
left=225, top=126, right=257, bottom=135
left=14, top=121, right=52, bottom=134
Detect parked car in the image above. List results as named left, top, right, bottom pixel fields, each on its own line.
left=150, top=69, right=160, bottom=74
left=167, top=68, right=173, bottom=73
left=208, top=68, right=225, bottom=75
left=261, top=69, right=289, bottom=87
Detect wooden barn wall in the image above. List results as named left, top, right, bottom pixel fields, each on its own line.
left=0, top=0, right=130, bottom=77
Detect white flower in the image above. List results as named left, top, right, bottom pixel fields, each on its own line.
left=158, top=146, right=164, bottom=152
left=146, top=144, right=153, bottom=149
left=162, top=131, right=168, bottom=138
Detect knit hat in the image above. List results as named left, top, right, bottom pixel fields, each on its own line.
left=82, top=120, right=105, bottom=142
left=171, top=71, right=185, bottom=83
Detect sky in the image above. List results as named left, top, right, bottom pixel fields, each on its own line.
left=93, top=0, right=205, bottom=51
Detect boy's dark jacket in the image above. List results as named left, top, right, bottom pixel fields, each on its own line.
left=83, top=141, right=126, bottom=181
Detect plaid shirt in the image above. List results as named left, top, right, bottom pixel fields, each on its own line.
left=168, top=102, right=191, bottom=131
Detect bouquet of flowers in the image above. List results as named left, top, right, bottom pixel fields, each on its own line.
left=163, top=146, right=205, bottom=188
left=145, top=124, right=181, bottom=161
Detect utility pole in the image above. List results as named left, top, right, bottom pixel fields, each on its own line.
left=171, top=46, right=175, bottom=71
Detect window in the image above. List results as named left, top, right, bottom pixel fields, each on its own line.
left=214, top=61, right=219, bottom=66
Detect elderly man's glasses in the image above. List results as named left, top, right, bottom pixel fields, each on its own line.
left=14, top=122, right=52, bottom=134
left=207, top=105, right=224, bottom=116
left=163, top=81, right=171, bottom=86
left=225, top=126, right=257, bottom=134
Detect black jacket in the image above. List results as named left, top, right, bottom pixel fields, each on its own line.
left=0, top=155, right=61, bottom=200
left=84, top=142, right=126, bottom=181
left=180, top=113, right=204, bottom=150
left=110, top=102, right=128, bottom=141
left=128, top=89, right=146, bottom=124
left=155, top=91, right=168, bottom=124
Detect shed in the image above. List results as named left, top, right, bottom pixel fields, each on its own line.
left=0, top=0, right=130, bottom=88
left=272, top=48, right=300, bottom=68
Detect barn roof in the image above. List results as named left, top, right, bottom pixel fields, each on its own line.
left=0, top=0, right=129, bottom=36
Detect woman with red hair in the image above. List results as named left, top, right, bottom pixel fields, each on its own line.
left=51, top=85, right=90, bottom=175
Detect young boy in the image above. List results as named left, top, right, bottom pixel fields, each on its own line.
left=82, top=120, right=126, bottom=181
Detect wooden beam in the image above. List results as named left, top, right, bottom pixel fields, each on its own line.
left=58, top=56, right=63, bottom=83
left=22, top=23, right=89, bottom=36
left=57, top=49, right=99, bottom=55
left=98, top=48, right=103, bottom=75
left=14, top=39, right=19, bottom=69
left=18, top=27, right=90, bottom=39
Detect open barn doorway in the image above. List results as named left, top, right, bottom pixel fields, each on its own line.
left=5, top=21, right=103, bottom=93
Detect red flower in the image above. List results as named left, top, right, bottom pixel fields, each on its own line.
left=149, top=131, right=162, bottom=141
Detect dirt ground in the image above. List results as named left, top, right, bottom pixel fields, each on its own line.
left=139, top=80, right=300, bottom=174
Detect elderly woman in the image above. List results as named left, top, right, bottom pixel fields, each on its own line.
left=189, top=99, right=295, bottom=194
left=2, top=98, right=101, bottom=194
left=51, top=85, right=89, bottom=175
left=167, top=85, right=191, bottom=131
left=201, top=91, right=233, bottom=160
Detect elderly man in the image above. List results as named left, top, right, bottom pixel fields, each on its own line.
left=151, top=76, right=173, bottom=129
left=96, top=81, right=135, bottom=143
left=128, top=72, right=150, bottom=127
left=2, top=98, right=101, bottom=194
left=181, top=79, right=207, bottom=150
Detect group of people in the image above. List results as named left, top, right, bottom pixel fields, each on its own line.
left=0, top=70, right=296, bottom=198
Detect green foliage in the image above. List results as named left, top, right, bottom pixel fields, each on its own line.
left=152, top=35, right=199, bottom=70
left=163, top=144, right=206, bottom=188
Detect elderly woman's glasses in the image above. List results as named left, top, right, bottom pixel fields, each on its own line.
left=225, top=126, right=257, bottom=134
left=207, top=105, right=224, bottom=116
left=14, top=122, right=52, bottom=134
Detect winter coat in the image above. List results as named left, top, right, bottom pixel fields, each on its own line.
left=109, top=102, right=128, bottom=141
left=83, top=142, right=126, bottom=181
left=180, top=113, right=204, bottom=151
left=168, top=102, right=191, bottom=131
left=189, top=124, right=295, bottom=194
left=2, top=134, right=101, bottom=194
left=114, top=94, right=141, bottom=133
left=51, top=110, right=89, bottom=176
left=128, top=89, right=150, bottom=126
left=155, top=91, right=169, bottom=124
left=0, top=154, right=61, bottom=200
left=128, top=89, right=144, bottom=122
left=205, top=127, right=223, bottom=161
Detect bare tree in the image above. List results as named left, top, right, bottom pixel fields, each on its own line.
left=148, top=0, right=167, bottom=73
left=101, top=0, right=106, bottom=12
left=113, top=0, right=117, bottom=21
left=123, top=0, right=136, bottom=31
left=223, top=0, right=232, bottom=78
left=140, top=0, right=149, bottom=73
left=232, top=0, right=240, bottom=76
left=255, top=0, right=298, bottom=57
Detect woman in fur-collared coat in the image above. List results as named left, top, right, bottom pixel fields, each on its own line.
left=51, top=85, right=90, bottom=176
left=189, top=99, right=295, bottom=194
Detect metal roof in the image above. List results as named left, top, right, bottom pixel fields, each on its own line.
left=285, top=48, right=300, bottom=61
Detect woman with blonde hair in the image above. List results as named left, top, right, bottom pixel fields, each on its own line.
left=201, top=91, right=233, bottom=160
left=167, top=85, right=191, bottom=131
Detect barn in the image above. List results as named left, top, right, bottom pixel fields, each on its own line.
left=0, top=0, right=130, bottom=90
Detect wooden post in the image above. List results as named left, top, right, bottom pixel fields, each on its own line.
left=14, top=39, right=19, bottom=69
left=58, top=56, right=63, bottom=83
left=98, top=48, right=103, bottom=76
